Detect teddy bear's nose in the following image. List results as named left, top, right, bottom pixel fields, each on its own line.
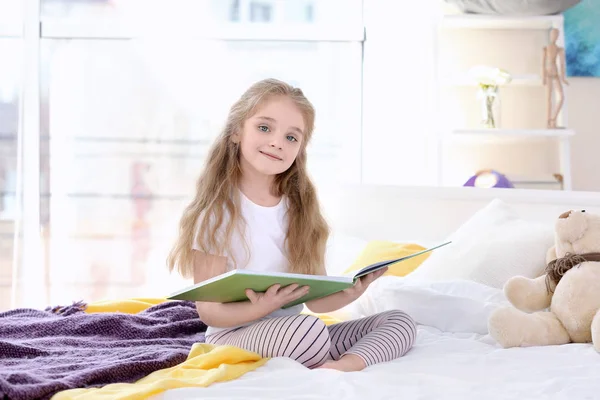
left=559, top=210, right=572, bottom=219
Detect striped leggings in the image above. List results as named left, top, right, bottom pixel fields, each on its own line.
left=205, top=310, right=417, bottom=369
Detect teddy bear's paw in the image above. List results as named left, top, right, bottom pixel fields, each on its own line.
left=488, top=306, right=527, bottom=348
left=504, top=275, right=550, bottom=312
left=504, top=276, right=534, bottom=308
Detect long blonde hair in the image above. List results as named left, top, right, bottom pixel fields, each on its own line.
left=167, top=78, right=330, bottom=278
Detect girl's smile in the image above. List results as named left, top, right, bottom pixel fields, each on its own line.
left=260, top=150, right=283, bottom=161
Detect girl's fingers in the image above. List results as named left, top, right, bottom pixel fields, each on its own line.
left=287, top=285, right=310, bottom=301
left=266, top=284, right=281, bottom=296
left=353, top=280, right=363, bottom=291
left=363, top=268, right=387, bottom=286
left=246, top=289, right=258, bottom=303
left=376, top=267, right=388, bottom=277
left=362, top=274, right=375, bottom=286
left=281, top=283, right=300, bottom=295
left=298, top=285, right=310, bottom=296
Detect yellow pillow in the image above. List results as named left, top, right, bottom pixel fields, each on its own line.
left=301, top=311, right=343, bottom=326
left=343, top=241, right=430, bottom=277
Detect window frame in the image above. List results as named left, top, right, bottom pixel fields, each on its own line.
left=12, top=0, right=367, bottom=309
left=15, top=0, right=43, bottom=308
left=39, top=0, right=365, bottom=41
left=40, top=21, right=365, bottom=42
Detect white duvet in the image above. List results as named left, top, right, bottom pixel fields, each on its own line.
left=153, top=278, right=600, bottom=400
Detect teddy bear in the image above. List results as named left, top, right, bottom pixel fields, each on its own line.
left=488, top=209, right=600, bottom=351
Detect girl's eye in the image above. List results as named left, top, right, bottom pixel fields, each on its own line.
left=258, top=125, right=270, bottom=132
left=286, top=135, right=297, bottom=142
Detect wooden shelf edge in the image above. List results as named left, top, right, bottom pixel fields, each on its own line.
left=441, top=74, right=543, bottom=87
left=440, top=14, right=564, bottom=30
left=449, top=128, right=575, bottom=137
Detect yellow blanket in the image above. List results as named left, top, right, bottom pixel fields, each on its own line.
left=51, top=298, right=267, bottom=400
left=83, top=298, right=168, bottom=315
left=52, top=344, right=267, bottom=400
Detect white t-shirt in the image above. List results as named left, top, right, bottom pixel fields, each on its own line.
left=193, top=191, right=303, bottom=336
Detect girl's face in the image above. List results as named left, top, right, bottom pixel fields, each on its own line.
left=237, top=95, right=305, bottom=178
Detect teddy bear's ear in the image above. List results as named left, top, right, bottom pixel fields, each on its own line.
left=559, top=210, right=572, bottom=219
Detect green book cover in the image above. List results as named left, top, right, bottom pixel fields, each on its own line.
left=167, top=241, right=450, bottom=308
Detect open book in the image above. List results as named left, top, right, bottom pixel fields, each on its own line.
left=167, top=241, right=451, bottom=308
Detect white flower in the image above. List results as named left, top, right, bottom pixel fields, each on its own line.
left=468, top=65, right=512, bottom=86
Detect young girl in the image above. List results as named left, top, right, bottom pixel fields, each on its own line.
left=167, top=78, right=417, bottom=371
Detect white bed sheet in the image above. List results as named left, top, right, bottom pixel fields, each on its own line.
left=153, top=278, right=600, bottom=400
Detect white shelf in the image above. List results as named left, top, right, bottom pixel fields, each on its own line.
left=442, top=74, right=543, bottom=87
left=435, top=13, right=573, bottom=190
left=446, top=128, right=574, bottom=143
left=441, top=14, right=563, bottom=30
left=453, top=128, right=574, bottom=136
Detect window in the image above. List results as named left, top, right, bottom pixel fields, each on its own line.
left=250, top=2, right=273, bottom=23
left=231, top=0, right=314, bottom=24
left=0, top=0, right=22, bottom=36
left=0, top=38, right=21, bottom=311
left=0, top=0, right=22, bottom=311
left=40, top=0, right=363, bottom=40
left=1, top=0, right=365, bottom=310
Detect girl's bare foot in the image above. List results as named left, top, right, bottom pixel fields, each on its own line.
left=317, top=354, right=366, bottom=372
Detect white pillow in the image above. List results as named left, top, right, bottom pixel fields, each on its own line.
left=341, top=276, right=509, bottom=334
left=405, top=198, right=555, bottom=289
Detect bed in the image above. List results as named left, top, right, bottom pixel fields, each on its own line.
left=151, top=184, right=600, bottom=400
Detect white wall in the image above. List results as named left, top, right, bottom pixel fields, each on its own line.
left=568, top=78, right=600, bottom=191
left=361, top=0, right=440, bottom=187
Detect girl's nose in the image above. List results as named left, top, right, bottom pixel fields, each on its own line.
left=269, top=138, right=283, bottom=149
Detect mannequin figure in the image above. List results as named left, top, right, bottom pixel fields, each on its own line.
left=543, top=28, right=569, bottom=129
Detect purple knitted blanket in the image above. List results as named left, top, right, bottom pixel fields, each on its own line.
left=0, top=300, right=206, bottom=400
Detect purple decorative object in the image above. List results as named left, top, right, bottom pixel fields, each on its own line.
left=0, top=300, right=207, bottom=400
left=464, top=169, right=514, bottom=188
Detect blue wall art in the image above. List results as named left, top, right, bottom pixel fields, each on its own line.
left=564, top=0, right=600, bottom=77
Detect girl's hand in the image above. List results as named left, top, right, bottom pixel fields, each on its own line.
left=246, top=283, right=310, bottom=314
left=343, top=267, right=388, bottom=300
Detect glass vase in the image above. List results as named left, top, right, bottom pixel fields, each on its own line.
left=477, top=84, right=500, bottom=129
